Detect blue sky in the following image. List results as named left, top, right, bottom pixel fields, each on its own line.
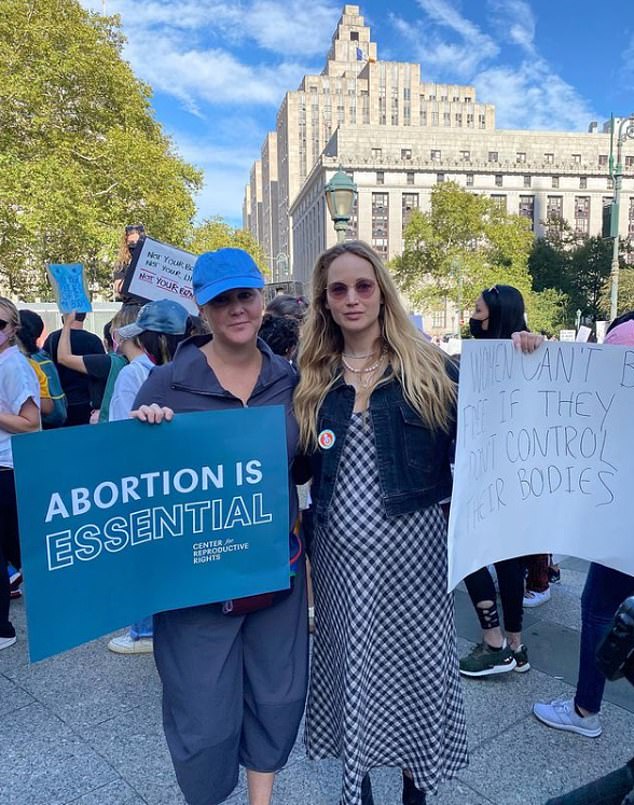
left=82, top=0, right=634, bottom=227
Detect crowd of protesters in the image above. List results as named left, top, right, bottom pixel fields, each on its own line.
left=0, top=228, right=632, bottom=805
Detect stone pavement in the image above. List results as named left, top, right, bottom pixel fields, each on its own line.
left=1, top=558, right=633, bottom=805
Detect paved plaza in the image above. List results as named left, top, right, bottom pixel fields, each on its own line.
left=1, top=557, right=633, bottom=805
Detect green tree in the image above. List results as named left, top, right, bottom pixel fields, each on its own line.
left=0, top=0, right=202, bottom=299
left=391, top=182, right=562, bottom=333
left=188, top=218, right=269, bottom=277
left=599, top=267, right=634, bottom=316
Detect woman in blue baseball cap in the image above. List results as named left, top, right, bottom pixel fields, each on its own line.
left=130, top=249, right=308, bottom=805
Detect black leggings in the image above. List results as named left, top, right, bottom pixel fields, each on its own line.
left=464, top=557, right=525, bottom=634
left=0, top=469, right=20, bottom=638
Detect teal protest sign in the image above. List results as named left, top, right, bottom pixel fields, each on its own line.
left=47, top=263, right=92, bottom=314
left=12, top=407, right=291, bottom=661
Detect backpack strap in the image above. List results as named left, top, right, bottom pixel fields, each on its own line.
left=98, top=354, right=129, bottom=423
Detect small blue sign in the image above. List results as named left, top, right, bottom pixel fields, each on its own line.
left=47, top=263, right=92, bottom=314
left=12, top=407, right=291, bottom=661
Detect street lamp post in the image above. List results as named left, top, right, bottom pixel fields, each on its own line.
left=609, top=114, right=634, bottom=321
left=324, top=169, right=357, bottom=243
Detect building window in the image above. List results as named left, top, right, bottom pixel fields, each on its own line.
left=443, top=112, right=451, bottom=126
left=544, top=153, right=554, bottom=164
left=372, top=193, right=389, bottom=260
left=432, top=309, right=446, bottom=328
left=546, top=195, right=563, bottom=223
left=452, top=96, right=460, bottom=103
left=519, top=195, right=535, bottom=229
left=580, top=176, right=588, bottom=189
left=599, top=154, right=608, bottom=167
left=406, top=171, right=415, bottom=185
left=376, top=170, right=384, bottom=185
left=517, top=152, right=526, bottom=163
left=420, top=109, right=427, bottom=126
left=431, top=111, right=439, bottom=126
left=455, top=113, right=463, bottom=127
left=478, top=114, right=486, bottom=128
left=466, top=173, right=474, bottom=187
left=490, top=194, right=507, bottom=211
left=401, top=148, right=412, bottom=160
left=574, top=196, right=590, bottom=234
left=552, top=176, right=560, bottom=189
left=626, top=156, right=634, bottom=168
left=460, top=150, right=471, bottom=162
left=467, top=114, right=474, bottom=128
left=629, top=198, right=634, bottom=237
left=361, top=90, right=370, bottom=124
left=495, top=174, right=503, bottom=187
left=572, top=154, right=581, bottom=164
left=436, top=173, right=445, bottom=183
left=488, top=151, right=498, bottom=163
left=345, top=194, right=358, bottom=239
left=402, top=192, right=419, bottom=232
left=372, top=147, right=382, bottom=161
left=350, top=31, right=359, bottom=41
left=523, top=175, right=532, bottom=188
left=431, top=149, right=441, bottom=162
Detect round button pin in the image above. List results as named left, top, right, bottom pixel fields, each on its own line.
left=318, top=429, right=336, bottom=450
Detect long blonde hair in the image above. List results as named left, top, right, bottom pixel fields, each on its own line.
left=295, top=241, right=456, bottom=451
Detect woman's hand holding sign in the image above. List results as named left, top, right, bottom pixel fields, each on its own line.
left=131, top=403, right=174, bottom=424
left=512, top=331, right=544, bottom=353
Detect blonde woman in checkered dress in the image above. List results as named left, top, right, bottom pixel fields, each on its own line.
left=295, top=242, right=468, bottom=805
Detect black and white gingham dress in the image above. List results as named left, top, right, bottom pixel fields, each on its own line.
left=305, top=412, right=468, bottom=805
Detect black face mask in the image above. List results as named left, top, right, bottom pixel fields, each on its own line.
left=469, top=317, right=489, bottom=339
left=128, top=242, right=138, bottom=256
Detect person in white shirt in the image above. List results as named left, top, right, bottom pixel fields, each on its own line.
left=0, top=297, right=40, bottom=650
left=106, top=298, right=191, bottom=654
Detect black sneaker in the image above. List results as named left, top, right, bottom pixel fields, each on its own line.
left=512, top=644, right=531, bottom=673
left=548, top=567, right=561, bottom=584
left=459, top=641, right=517, bottom=677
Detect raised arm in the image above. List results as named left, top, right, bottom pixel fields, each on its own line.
left=57, top=312, right=88, bottom=373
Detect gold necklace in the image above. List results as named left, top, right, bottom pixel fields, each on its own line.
left=340, top=354, right=382, bottom=375
left=341, top=348, right=387, bottom=389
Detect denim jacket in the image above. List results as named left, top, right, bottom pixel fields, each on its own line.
left=310, top=364, right=458, bottom=529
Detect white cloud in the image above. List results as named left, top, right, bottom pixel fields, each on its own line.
left=392, top=0, right=596, bottom=130
left=390, top=0, right=499, bottom=81
left=475, top=61, right=595, bottom=130
left=487, top=0, right=536, bottom=55
left=125, top=31, right=314, bottom=112
left=91, top=0, right=338, bottom=57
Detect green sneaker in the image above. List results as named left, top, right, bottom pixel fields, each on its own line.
left=459, top=641, right=517, bottom=677
left=513, top=643, right=531, bottom=673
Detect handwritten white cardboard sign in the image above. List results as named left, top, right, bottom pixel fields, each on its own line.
left=447, top=340, right=634, bottom=590
left=124, top=237, right=198, bottom=314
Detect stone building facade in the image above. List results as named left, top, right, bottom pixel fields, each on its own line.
left=244, top=4, right=634, bottom=312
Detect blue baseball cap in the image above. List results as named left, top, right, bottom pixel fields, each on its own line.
left=117, top=299, right=189, bottom=340
left=193, top=248, right=264, bottom=306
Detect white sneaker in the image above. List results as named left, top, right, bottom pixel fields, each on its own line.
left=533, top=697, right=602, bottom=737
left=107, top=634, right=153, bottom=655
left=523, top=587, right=551, bottom=608
left=0, top=635, right=17, bottom=651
